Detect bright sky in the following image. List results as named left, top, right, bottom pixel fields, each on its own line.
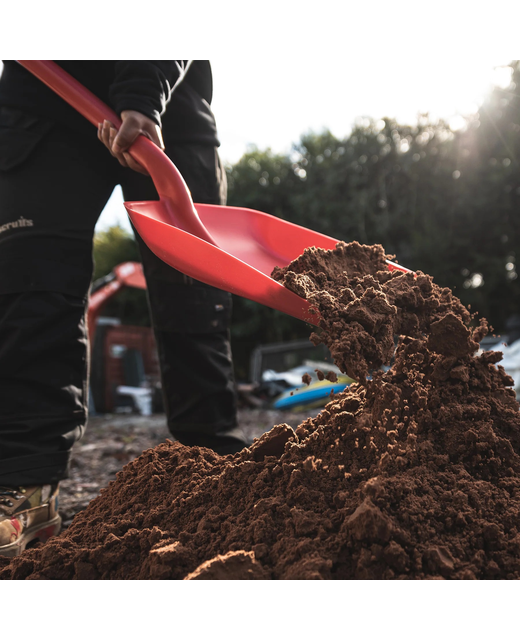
left=97, top=56, right=514, bottom=233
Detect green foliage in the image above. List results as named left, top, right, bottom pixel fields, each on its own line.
left=92, top=224, right=140, bottom=281
left=228, top=62, right=520, bottom=373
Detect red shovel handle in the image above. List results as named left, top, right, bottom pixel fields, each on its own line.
left=17, top=60, right=216, bottom=244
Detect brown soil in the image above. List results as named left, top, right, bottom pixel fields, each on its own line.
left=314, top=369, right=338, bottom=382
left=2, top=240, right=520, bottom=580
left=55, top=411, right=308, bottom=531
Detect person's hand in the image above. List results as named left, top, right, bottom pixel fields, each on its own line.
left=97, top=110, right=165, bottom=176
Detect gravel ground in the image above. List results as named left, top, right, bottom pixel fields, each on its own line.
left=59, top=407, right=320, bottom=529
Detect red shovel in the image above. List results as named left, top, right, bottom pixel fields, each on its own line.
left=18, top=60, right=409, bottom=325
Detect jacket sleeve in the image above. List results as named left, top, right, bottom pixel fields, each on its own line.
left=109, top=61, right=186, bottom=127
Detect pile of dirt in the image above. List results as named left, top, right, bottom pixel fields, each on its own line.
left=2, top=241, right=520, bottom=580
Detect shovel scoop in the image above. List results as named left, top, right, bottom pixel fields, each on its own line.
left=18, top=60, right=409, bottom=325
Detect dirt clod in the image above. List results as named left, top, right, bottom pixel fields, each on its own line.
left=184, top=550, right=268, bottom=580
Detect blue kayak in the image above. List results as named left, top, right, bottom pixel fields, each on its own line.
left=273, top=375, right=353, bottom=410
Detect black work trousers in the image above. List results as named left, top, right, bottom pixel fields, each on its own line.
left=0, top=106, right=244, bottom=486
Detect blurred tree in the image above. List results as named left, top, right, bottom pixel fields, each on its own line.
left=92, top=224, right=140, bottom=280
left=227, top=61, right=520, bottom=372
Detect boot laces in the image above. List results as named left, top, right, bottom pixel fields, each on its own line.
left=0, top=488, right=24, bottom=510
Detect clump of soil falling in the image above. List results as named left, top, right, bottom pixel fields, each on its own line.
left=314, top=370, right=338, bottom=383
left=2, top=241, right=520, bottom=580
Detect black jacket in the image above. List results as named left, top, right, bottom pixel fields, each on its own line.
left=0, top=60, right=219, bottom=146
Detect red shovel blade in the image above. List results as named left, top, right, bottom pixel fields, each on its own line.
left=195, top=204, right=410, bottom=277
left=195, top=203, right=339, bottom=275
left=125, top=200, right=410, bottom=324
left=125, top=200, right=322, bottom=324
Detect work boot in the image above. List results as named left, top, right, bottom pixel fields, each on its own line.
left=0, top=485, right=61, bottom=558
